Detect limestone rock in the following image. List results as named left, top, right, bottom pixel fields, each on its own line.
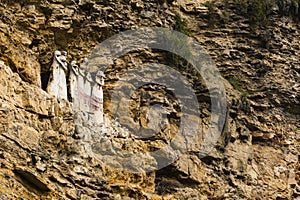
left=0, top=0, right=299, bottom=199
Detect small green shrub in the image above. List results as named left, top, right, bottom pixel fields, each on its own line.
left=221, top=10, right=230, bottom=24
left=233, top=0, right=249, bottom=15
left=203, top=0, right=219, bottom=27
left=174, top=13, right=190, bottom=36
left=232, top=0, right=300, bottom=19
left=233, top=0, right=275, bottom=27
left=277, top=0, right=300, bottom=17
left=228, top=77, right=249, bottom=97
left=164, top=12, right=192, bottom=69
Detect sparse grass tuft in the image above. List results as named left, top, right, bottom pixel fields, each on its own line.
left=228, top=77, right=249, bottom=97
left=174, top=12, right=190, bottom=36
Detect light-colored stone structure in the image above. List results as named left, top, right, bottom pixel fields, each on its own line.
left=77, top=66, right=86, bottom=111
left=69, top=60, right=79, bottom=105
left=46, top=53, right=106, bottom=126
left=91, top=71, right=105, bottom=125
left=46, top=50, right=68, bottom=100
left=83, top=71, right=92, bottom=112
left=59, top=51, right=68, bottom=71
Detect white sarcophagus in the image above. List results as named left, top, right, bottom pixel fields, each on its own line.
left=69, top=60, right=79, bottom=108
left=83, top=72, right=92, bottom=112
left=77, top=67, right=86, bottom=111
left=46, top=50, right=68, bottom=100
left=91, top=71, right=105, bottom=125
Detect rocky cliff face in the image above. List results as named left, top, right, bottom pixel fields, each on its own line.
left=0, top=0, right=299, bottom=199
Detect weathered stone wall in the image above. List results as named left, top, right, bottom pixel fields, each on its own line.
left=0, top=0, right=299, bottom=199
left=0, top=61, right=158, bottom=199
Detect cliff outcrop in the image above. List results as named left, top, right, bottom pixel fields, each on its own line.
left=0, top=0, right=299, bottom=199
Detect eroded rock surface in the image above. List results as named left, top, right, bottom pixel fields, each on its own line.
left=0, top=0, right=299, bottom=199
